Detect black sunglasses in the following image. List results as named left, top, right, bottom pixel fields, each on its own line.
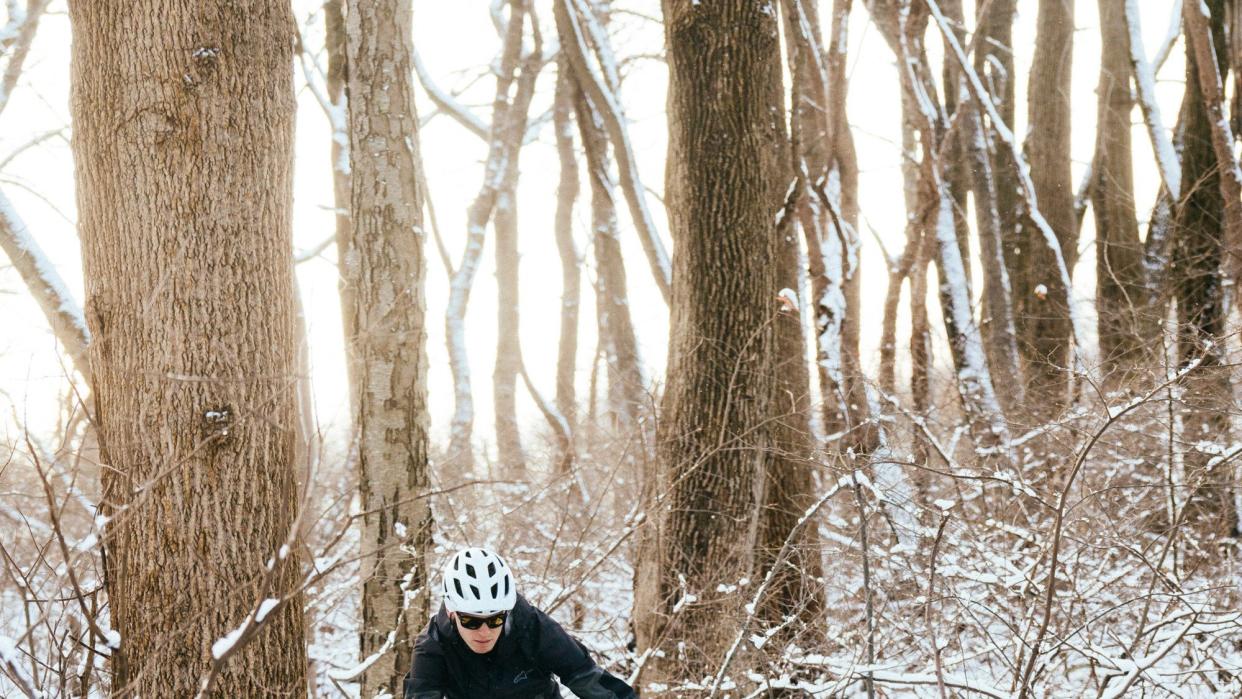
left=457, top=612, right=507, bottom=630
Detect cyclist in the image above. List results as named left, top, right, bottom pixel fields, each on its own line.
left=403, top=546, right=637, bottom=698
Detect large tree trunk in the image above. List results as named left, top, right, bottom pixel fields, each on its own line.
left=1092, top=0, right=1150, bottom=384
left=1017, top=0, right=1076, bottom=418
left=633, top=0, right=785, bottom=684
left=344, top=0, right=434, bottom=694
left=1175, top=0, right=1238, bottom=543
left=71, top=1, right=306, bottom=694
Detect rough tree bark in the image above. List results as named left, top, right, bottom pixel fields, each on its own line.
left=1091, top=0, right=1151, bottom=384
left=1175, top=0, right=1238, bottom=542
left=344, top=0, right=434, bottom=693
left=633, top=0, right=786, bottom=684
left=1017, top=0, right=1076, bottom=418
left=70, top=1, right=306, bottom=694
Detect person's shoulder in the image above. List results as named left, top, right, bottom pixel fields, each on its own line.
left=415, top=605, right=453, bottom=654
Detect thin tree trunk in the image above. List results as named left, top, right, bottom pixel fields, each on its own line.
left=1092, top=0, right=1151, bottom=385
left=557, top=0, right=646, bottom=431
left=71, top=1, right=306, bottom=693
left=344, top=0, right=434, bottom=693
left=784, top=0, right=874, bottom=452
left=1018, top=0, right=1076, bottom=417
left=1182, top=0, right=1242, bottom=288
left=634, top=0, right=785, bottom=683
left=553, top=64, right=581, bottom=459
left=975, top=0, right=1023, bottom=326
left=493, top=8, right=545, bottom=475
left=324, top=0, right=357, bottom=418
left=944, top=0, right=1023, bottom=416
left=873, top=1, right=1011, bottom=453
left=444, top=3, right=532, bottom=470
left=555, top=0, right=671, bottom=301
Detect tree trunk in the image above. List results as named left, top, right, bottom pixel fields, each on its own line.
left=494, top=185, right=525, bottom=473
left=556, top=0, right=646, bottom=432
left=1092, top=0, right=1150, bottom=385
left=633, top=0, right=785, bottom=683
left=976, top=0, right=1023, bottom=330
left=944, top=0, right=1023, bottom=416
left=444, top=2, right=534, bottom=471
left=1018, top=0, right=1076, bottom=418
left=343, top=0, right=434, bottom=693
left=1175, top=0, right=1238, bottom=543
left=784, top=0, right=874, bottom=452
left=323, top=0, right=357, bottom=422
left=71, top=1, right=306, bottom=694
left=553, top=63, right=581, bottom=454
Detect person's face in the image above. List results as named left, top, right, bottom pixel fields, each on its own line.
left=453, top=612, right=504, bottom=654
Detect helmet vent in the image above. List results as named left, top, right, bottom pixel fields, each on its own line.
left=466, top=563, right=476, bottom=578
left=470, top=584, right=480, bottom=599
left=454, top=579, right=464, bottom=597
left=490, top=583, right=498, bottom=598
left=504, top=576, right=510, bottom=595
left=488, top=562, right=496, bottom=576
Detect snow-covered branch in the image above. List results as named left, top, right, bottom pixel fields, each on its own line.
left=0, top=0, right=49, bottom=119
left=554, top=0, right=671, bottom=302
left=925, top=0, right=1090, bottom=361
left=412, top=47, right=489, bottom=140
left=1125, top=0, right=1182, bottom=199
left=0, top=188, right=91, bottom=383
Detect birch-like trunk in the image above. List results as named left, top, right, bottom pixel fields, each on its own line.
left=344, top=1, right=434, bottom=693
left=71, top=1, right=306, bottom=693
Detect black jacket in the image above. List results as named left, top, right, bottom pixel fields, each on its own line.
left=403, top=595, right=637, bottom=699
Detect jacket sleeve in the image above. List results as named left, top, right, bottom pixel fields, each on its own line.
left=530, top=607, right=637, bottom=699
left=403, top=629, right=448, bottom=699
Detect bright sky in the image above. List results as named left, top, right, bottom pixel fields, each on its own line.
left=0, top=1, right=1189, bottom=463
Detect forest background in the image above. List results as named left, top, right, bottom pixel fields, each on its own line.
left=1, top=0, right=1240, bottom=697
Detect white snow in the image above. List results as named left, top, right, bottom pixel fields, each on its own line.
left=0, top=188, right=90, bottom=348
left=211, top=624, right=244, bottom=660
left=255, top=598, right=280, bottom=624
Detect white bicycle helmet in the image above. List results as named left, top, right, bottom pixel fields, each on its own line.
left=441, top=547, right=516, bottom=615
